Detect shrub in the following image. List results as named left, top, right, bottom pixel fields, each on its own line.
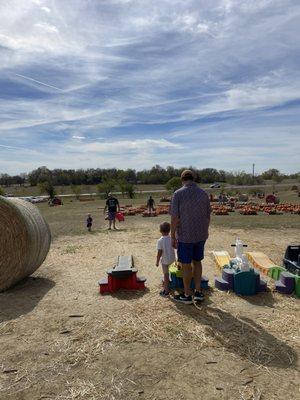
left=38, top=181, right=56, bottom=199
left=71, top=185, right=82, bottom=200
left=166, top=177, right=182, bottom=192
left=119, top=181, right=135, bottom=198
left=97, top=180, right=115, bottom=198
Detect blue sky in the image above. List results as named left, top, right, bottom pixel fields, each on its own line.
left=0, top=0, right=299, bottom=175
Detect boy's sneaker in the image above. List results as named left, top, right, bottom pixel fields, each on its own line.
left=159, top=290, right=170, bottom=298
left=174, top=293, right=193, bottom=305
left=194, top=291, right=205, bottom=301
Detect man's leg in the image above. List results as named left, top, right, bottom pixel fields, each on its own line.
left=182, top=263, right=193, bottom=296
left=175, top=243, right=193, bottom=303
left=108, top=212, right=112, bottom=229
left=192, top=241, right=206, bottom=300
left=192, top=260, right=202, bottom=292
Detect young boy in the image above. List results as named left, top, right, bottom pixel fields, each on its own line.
left=86, top=214, right=93, bottom=232
left=156, top=222, right=176, bottom=297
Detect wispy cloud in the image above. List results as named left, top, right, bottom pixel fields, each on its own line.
left=72, top=135, right=86, bottom=140
left=0, top=0, right=299, bottom=174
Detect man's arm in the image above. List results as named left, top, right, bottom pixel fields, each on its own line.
left=170, top=192, right=180, bottom=249
left=207, top=196, right=212, bottom=224
left=171, top=215, right=179, bottom=248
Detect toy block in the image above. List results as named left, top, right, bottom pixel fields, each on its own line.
left=222, top=268, right=234, bottom=290
left=268, top=266, right=285, bottom=280
left=201, top=276, right=209, bottom=290
left=294, top=275, right=300, bottom=298
left=275, top=271, right=295, bottom=295
left=256, top=275, right=268, bottom=293
left=168, top=263, right=209, bottom=291
left=280, top=271, right=295, bottom=286
left=215, top=277, right=231, bottom=291
left=233, top=270, right=258, bottom=296
left=275, top=281, right=293, bottom=295
left=168, top=275, right=209, bottom=291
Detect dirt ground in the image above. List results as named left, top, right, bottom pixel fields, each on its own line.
left=0, top=216, right=299, bottom=400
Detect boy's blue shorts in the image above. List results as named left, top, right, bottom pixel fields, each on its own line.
left=177, top=241, right=206, bottom=264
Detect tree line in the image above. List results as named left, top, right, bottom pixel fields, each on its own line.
left=0, top=166, right=299, bottom=188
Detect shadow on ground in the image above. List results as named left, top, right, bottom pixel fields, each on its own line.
left=242, top=289, right=276, bottom=307
left=0, top=277, right=55, bottom=322
left=111, top=288, right=150, bottom=301
left=173, top=300, right=297, bottom=369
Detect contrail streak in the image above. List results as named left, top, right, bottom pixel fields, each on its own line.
left=0, top=144, right=21, bottom=150
left=15, top=73, right=64, bottom=91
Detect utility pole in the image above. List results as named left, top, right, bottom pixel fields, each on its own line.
left=252, top=163, right=255, bottom=182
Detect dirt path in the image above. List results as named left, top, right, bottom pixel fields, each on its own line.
left=0, top=218, right=299, bottom=400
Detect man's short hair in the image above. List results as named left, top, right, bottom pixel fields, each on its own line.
left=160, top=221, right=171, bottom=234
left=181, top=169, right=195, bottom=181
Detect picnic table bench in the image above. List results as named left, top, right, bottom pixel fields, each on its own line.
left=98, top=256, right=146, bottom=294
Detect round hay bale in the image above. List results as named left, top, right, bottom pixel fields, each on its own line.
left=0, top=196, right=51, bottom=291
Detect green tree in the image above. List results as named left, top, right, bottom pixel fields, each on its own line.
left=261, top=169, right=281, bottom=180
left=97, top=180, right=115, bottom=198
left=166, top=177, right=182, bottom=192
left=125, top=183, right=135, bottom=198
left=38, top=181, right=56, bottom=199
left=272, top=174, right=284, bottom=183
left=0, top=186, right=5, bottom=196
left=119, top=181, right=136, bottom=198
left=71, top=185, right=82, bottom=200
left=28, top=166, right=52, bottom=186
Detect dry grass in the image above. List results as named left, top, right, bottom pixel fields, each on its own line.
left=0, top=216, right=299, bottom=399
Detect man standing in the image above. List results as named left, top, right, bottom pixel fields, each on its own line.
left=104, top=192, right=120, bottom=230
left=170, top=170, right=211, bottom=304
left=147, top=195, right=155, bottom=215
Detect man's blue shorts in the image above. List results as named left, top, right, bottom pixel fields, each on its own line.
left=177, top=241, right=206, bottom=264
left=108, top=211, right=116, bottom=221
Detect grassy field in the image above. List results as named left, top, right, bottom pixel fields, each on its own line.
left=37, top=189, right=300, bottom=239
left=4, top=183, right=167, bottom=197
left=4, top=180, right=299, bottom=198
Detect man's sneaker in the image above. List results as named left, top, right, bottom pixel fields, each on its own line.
left=194, top=291, right=205, bottom=301
left=159, top=290, right=170, bottom=298
left=174, top=293, right=193, bottom=305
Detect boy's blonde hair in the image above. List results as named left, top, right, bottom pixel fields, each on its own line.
left=160, top=222, right=170, bottom=234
